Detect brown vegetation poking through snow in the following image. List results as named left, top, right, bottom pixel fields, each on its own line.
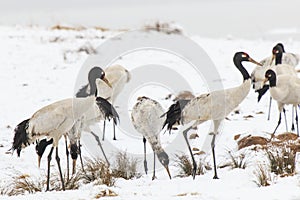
left=235, top=132, right=299, bottom=150
left=236, top=134, right=268, bottom=150
left=236, top=132, right=300, bottom=178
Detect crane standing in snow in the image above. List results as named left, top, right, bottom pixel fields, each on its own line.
left=12, top=94, right=119, bottom=191
left=256, top=44, right=299, bottom=131
left=163, top=52, right=261, bottom=179
left=251, top=43, right=299, bottom=121
left=35, top=66, right=113, bottom=179
left=262, top=69, right=300, bottom=136
left=131, top=96, right=171, bottom=180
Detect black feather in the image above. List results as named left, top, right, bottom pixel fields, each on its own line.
left=35, top=138, right=53, bottom=158
left=12, top=118, right=30, bottom=157
left=256, top=85, right=270, bottom=102
left=70, top=143, right=79, bottom=160
left=96, top=96, right=120, bottom=125
left=161, top=99, right=190, bottom=133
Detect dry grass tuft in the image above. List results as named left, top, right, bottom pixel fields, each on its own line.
left=111, top=151, right=141, bottom=180
left=266, top=143, right=296, bottom=177
left=0, top=174, right=43, bottom=196
left=221, top=150, right=248, bottom=169
left=175, top=153, right=211, bottom=177
left=81, top=158, right=115, bottom=186
left=254, top=164, right=271, bottom=187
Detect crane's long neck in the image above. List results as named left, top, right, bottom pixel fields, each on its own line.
left=275, top=53, right=282, bottom=65
left=269, top=76, right=277, bottom=88
left=233, top=59, right=250, bottom=81
left=89, top=81, right=97, bottom=96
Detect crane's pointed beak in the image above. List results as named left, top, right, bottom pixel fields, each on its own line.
left=270, top=54, right=275, bottom=65
left=38, top=156, right=41, bottom=168
left=103, top=77, right=112, bottom=88
left=165, top=166, right=172, bottom=179
left=249, top=57, right=263, bottom=66
left=262, top=77, right=268, bottom=86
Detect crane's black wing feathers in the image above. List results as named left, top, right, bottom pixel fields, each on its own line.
left=96, top=97, right=120, bottom=125
left=11, top=118, right=30, bottom=156
left=256, top=85, right=270, bottom=102
left=161, top=99, right=190, bottom=133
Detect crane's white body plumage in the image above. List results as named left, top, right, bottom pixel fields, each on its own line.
left=27, top=96, right=96, bottom=147
left=131, top=97, right=165, bottom=153
left=269, top=75, right=300, bottom=110
left=182, top=79, right=251, bottom=126
left=131, top=96, right=171, bottom=179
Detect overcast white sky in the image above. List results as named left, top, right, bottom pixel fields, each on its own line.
left=0, top=0, right=299, bottom=38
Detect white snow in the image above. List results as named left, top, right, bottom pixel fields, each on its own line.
left=0, top=25, right=300, bottom=199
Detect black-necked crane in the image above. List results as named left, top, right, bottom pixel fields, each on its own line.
left=251, top=43, right=299, bottom=90
left=257, top=44, right=299, bottom=130
left=262, top=69, right=300, bottom=136
left=163, top=52, right=261, bottom=179
left=252, top=43, right=299, bottom=120
left=12, top=95, right=119, bottom=191
left=131, top=96, right=171, bottom=180
left=35, top=67, right=112, bottom=179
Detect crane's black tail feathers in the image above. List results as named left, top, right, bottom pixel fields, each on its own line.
left=256, top=85, right=270, bottom=102
left=161, top=99, right=190, bottom=134
left=11, top=118, right=30, bottom=157
left=35, top=138, right=53, bottom=158
left=96, top=97, right=120, bottom=125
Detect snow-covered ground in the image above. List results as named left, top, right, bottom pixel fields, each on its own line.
left=0, top=25, right=300, bottom=199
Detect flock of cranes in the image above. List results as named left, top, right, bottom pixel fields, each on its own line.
left=11, top=43, right=300, bottom=191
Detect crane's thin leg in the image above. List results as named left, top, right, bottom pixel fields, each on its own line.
left=78, top=140, right=85, bottom=173
left=291, top=107, right=295, bottom=131
left=113, top=123, right=116, bottom=140
left=211, top=120, right=221, bottom=179
left=55, top=147, right=65, bottom=191
left=102, top=120, right=106, bottom=141
left=64, top=136, right=69, bottom=181
left=267, top=97, right=272, bottom=120
left=143, top=137, right=148, bottom=175
left=295, top=106, right=299, bottom=136
left=182, top=126, right=196, bottom=179
left=152, top=153, right=156, bottom=180
left=90, top=131, right=110, bottom=166
left=283, top=108, right=288, bottom=132
left=46, top=146, right=54, bottom=191
left=272, top=112, right=282, bottom=138
left=211, top=134, right=219, bottom=179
